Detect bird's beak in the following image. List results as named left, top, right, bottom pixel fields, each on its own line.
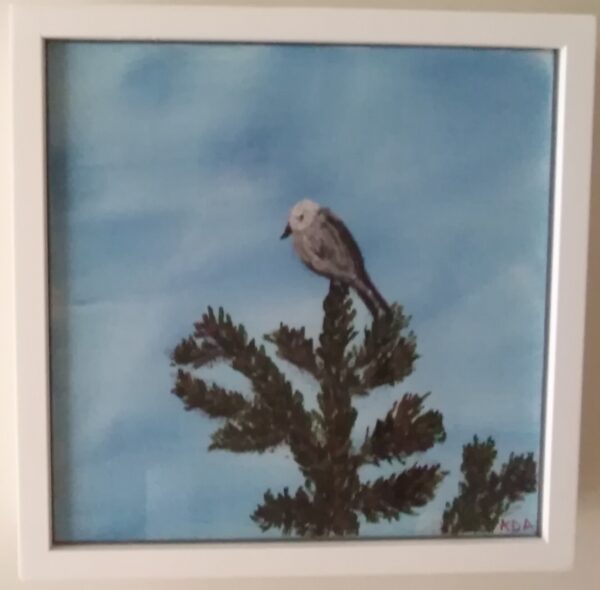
left=280, top=223, right=292, bottom=239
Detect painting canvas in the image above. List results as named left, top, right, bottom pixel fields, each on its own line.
left=47, top=41, right=555, bottom=543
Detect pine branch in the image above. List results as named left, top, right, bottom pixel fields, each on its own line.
left=499, top=452, right=537, bottom=502
left=461, top=435, right=497, bottom=489
left=252, top=485, right=359, bottom=537
left=209, top=404, right=290, bottom=452
left=360, top=393, right=446, bottom=465
left=193, top=307, right=296, bottom=416
left=264, top=324, right=320, bottom=380
left=251, top=487, right=317, bottom=536
left=352, top=305, right=418, bottom=394
left=316, top=283, right=360, bottom=440
left=441, top=436, right=538, bottom=534
left=171, top=335, right=221, bottom=368
left=314, top=283, right=360, bottom=491
left=318, top=282, right=358, bottom=369
left=172, top=307, right=316, bottom=454
left=172, top=369, right=248, bottom=417
left=357, top=465, right=445, bottom=523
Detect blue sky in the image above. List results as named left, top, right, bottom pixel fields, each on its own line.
left=47, top=42, right=555, bottom=542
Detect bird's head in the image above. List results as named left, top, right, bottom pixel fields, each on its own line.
left=280, top=199, right=320, bottom=239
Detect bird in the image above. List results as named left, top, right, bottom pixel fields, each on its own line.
left=280, top=198, right=390, bottom=318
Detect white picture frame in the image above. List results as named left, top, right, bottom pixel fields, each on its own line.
left=10, top=4, right=596, bottom=580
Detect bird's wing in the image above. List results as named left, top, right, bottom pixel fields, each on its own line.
left=318, top=208, right=365, bottom=271
left=295, top=208, right=366, bottom=280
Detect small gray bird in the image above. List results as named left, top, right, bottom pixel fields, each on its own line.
left=280, top=199, right=390, bottom=318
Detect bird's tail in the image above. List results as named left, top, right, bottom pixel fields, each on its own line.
left=354, top=275, right=391, bottom=319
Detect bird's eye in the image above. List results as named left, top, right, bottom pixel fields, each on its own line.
left=299, top=214, right=304, bottom=221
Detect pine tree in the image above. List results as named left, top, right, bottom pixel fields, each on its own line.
left=170, top=283, right=447, bottom=537
left=441, top=436, right=537, bottom=534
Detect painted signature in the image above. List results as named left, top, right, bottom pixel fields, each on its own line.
left=496, top=518, right=536, bottom=534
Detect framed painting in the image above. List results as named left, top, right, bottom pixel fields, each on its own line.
left=11, top=4, right=596, bottom=580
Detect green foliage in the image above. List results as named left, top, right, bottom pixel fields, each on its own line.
left=352, top=306, right=418, bottom=394
left=264, top=325, right=319, bottom=379
left=441, top=436, right=538, bottom=535
left=358, top=466, right=446, bottom=523
left=171, top=282, right=446, bottom=537
left=361, top=394, right=446, bottom=465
